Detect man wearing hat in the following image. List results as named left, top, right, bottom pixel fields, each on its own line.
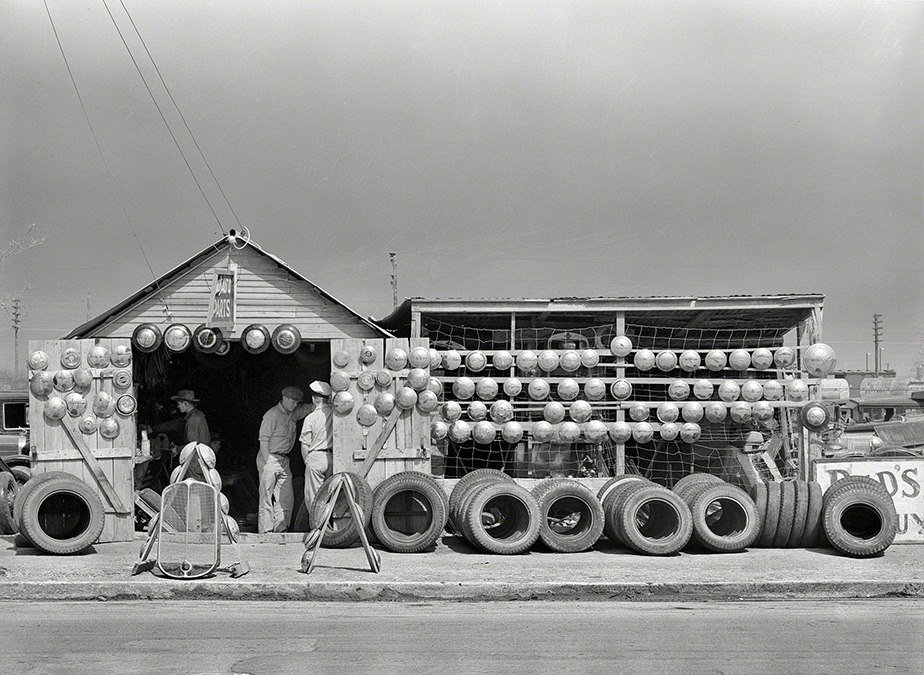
left=257, top=386, right=312, bottom=533
left=299, top=381, right=334, bottom=518
left=151, top=390, right=211, bottom=446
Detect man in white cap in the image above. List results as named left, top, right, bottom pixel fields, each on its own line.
left=299, top=381, right=334, bottom=518
left=257, top=386, right=312, bottom=533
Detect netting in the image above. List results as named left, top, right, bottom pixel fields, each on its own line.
left=426, top=318, right=804, bottom=487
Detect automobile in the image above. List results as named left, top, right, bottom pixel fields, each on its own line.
left=0, top=392, right=31, bottom=484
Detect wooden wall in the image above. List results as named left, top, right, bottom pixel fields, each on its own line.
left=331, top=338, right=430, bottom=487
left=28, top=338, right=136, bottom=543
left=83, top=246, right=380, bottom=341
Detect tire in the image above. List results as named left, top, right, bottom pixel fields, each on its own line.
left=758, top=482, right=782, bottom=548
left=688, top=483, right=760, bottom=552
left=13, top=471, right=76, bottom=537
left=748, top=482, right=768, bottom=544
left=616, top=484, right=693, bottom=555
left=137, top=488, right=162, bottom=512
left=309, top=472, right=373, bottom=548
left=532, top=479, right=604, bottom=553
left=449, top=471, right=512, bottom=533
left=602, top=477, right=650, bottom=542
left=822, top=478, right=898, bottom=558
left=9, top=466, right=31, bottom=487
left=371, top=472, right=448, bottom=553
left=0, top=473, right=18, bottom=534
left=803, top=481, right=824, bottom=547
left=462, top=481, right=540, bottom=554
left=597, top=474, right=648, bottom=505
left=772, top=481, right=796, bottom=548
left=672, top=473, right=723, bottom=496
left=787, top=481, right=810, bottom=548
left=18, top=476, right=105, bottom=555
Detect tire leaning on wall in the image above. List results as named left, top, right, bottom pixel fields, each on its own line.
left=309, top=472, right=374, bottom=548
left=530, top=479, right=604, bottom=553
left=684, top=482, right=761, bottom=552
left=0, top=472, right=19, bottom=534
left=371, top=471, right=448, bottom=553
left=18, top=476, right=105, bottom=555
left=13, top=471, right=76, bottom=540
left=461, top=481, right=540, bottom=554
left=448, top=469, right=514, bottom=534
left=613, top=482, right=693, bottom=555
left=821, top=476, right=898, bottom=558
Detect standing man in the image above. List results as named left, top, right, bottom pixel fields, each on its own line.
left=299, top=381, right=334, bottom=515
left=257, top=386, right=312, bottom=533
left=152, top=389, right=211, bottom=446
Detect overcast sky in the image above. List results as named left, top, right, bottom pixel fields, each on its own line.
left=2, top=1, right=922, bottom=375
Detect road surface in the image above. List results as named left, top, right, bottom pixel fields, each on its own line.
left=0, top=600, right=919, bottom=673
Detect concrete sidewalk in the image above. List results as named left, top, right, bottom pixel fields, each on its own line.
left=0, top=533, right=920, bottom=602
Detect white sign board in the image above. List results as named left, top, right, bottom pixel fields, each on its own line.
left=813, top=458, right=924, bottom=544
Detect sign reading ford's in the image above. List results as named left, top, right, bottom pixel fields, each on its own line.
left=814, top=458, right=924, bottom=543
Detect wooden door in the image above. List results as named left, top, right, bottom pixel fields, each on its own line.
left=27, top=338, right=136, bottom=543
left=331, top=338, right=431, bottom=487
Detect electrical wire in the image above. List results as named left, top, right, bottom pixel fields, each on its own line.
left=100, top=0, right=226, bottom=236
left=42, top=0, right=170, bottom=318
left=116, top=0, right=246, bottom=235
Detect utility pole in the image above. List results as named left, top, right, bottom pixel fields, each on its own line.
left=872, top=314, right=883, bottom=374
left=11, top=297, right=22, bottom=379
left=389, top=252, right=398, bottom=309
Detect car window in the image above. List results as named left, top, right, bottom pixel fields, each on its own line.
left=3, top=402, right=28, bottom=430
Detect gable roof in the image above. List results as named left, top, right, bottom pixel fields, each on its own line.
left=65, top=236, right=392, bottom=339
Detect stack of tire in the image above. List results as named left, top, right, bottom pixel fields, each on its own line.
left=749, top=479, right=824, bottom=549
left=11, top=472, right=105, bottom=554
left=599, top=475, right=693, bottom=555
left=750, top=477, right=898, bottom=557
left=370, top=471, right=448, bottom=553
left=448, top=469, right=540, bottom=554
left=672, top=474, right=761, bottom=552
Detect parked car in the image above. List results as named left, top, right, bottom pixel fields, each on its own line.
left=0, top=392, right=31, bottom=483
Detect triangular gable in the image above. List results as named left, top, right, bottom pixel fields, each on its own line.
left=66, top=237, right=390, bottom=340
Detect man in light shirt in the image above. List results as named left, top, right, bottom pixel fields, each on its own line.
left=299, top=380, right=334, bottom=516
left=257, top=386, right=311, bottom=533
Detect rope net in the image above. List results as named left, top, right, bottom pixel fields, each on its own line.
left=425, top=318, right=802, bottom=488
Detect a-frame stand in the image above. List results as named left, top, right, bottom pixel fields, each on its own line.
left=132, top=445, right=249, bottom=578
left=300, top=472, right=380, bottom=574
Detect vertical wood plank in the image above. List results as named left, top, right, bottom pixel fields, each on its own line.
left=615, top=311, right=626, bottom=475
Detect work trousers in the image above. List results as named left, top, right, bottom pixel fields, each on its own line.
left=257, top=452, right=293, bottom=533
left=302, top=449, right=333, bottom=514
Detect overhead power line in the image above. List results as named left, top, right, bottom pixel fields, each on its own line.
left=41, top=0, right=167, bottom=313
left=115, top=0, right=245, bottom=234
left=100, top=0, right=227, bottom=236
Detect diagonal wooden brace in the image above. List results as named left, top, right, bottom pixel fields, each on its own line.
left=61, top=416, right=129, bottom=514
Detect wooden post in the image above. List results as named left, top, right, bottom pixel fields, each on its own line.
left=615, top=311, right=626, bottom=475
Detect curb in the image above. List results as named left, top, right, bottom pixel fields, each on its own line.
left=0, top=580, right=920, bottom=602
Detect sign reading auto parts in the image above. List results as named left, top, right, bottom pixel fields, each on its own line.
left=207, top=266, right=237, bottom=330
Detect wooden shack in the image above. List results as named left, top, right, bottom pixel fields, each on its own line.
left=378, top=294, right=828, bottom=492
left=28, top=234, right=429, bottom=540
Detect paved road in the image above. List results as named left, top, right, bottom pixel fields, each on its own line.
left=0, top=600, right=920, bottom=673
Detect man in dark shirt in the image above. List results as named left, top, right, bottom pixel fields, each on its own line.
left=153, top=390, right=211, bottom=446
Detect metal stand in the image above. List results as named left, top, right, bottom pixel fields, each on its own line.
left=132, top=445, right=249, bottom=578
left=300, top=473, right=380, bottom=575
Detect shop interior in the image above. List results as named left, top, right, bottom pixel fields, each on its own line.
left=133, top=340, right=330, bottom=528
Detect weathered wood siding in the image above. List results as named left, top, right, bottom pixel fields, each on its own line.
left=84, top=246, right=380, bottom=340
left=28, top=338, right=136, bottom=543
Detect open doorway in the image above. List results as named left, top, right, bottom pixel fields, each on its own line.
left=134, top=341, right=330, bottom=527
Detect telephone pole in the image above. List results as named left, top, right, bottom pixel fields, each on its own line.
left=389, top=252, right=398, bottom=309
left=11, top=297, right=22, bottom=379
left=872, top=314, right=883, bottom=375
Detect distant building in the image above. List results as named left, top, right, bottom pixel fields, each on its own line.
left=833, top=369, right=895, bottom=398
